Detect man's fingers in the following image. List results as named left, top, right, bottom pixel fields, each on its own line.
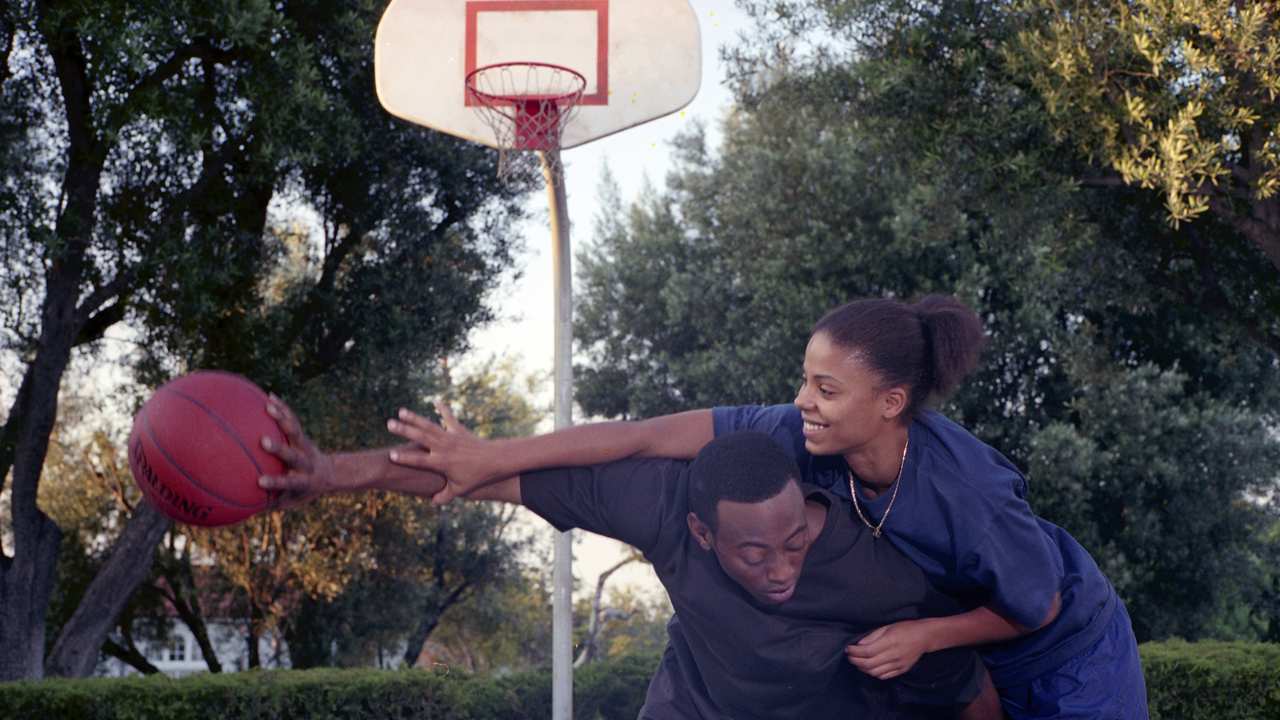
left=261, top=435, right=310, bottom=472
left=259, top=473, right=310, bottom=493
left=266, top=396, right=308, bottom=446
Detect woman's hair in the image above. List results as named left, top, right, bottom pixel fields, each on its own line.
left=811, top=295, right=986, bottom=417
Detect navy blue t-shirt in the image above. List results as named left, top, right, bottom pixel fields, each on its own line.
left=713, top=404, right=1118, bottom=687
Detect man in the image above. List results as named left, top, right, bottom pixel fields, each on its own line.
left=258, top=401, right=1000, bottom=719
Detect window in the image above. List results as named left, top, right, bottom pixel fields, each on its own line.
left=167, top=637, right=186, bottom=662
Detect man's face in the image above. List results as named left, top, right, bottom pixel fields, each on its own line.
left=689, top=480, right=813, bottom=605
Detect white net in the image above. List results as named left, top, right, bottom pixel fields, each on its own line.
left=466, top=62, right=587, bottom=182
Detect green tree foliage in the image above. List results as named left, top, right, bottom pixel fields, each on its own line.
left=426, top=566, right=556, bottom=673
left=1, top=0, right=531, bottom=679
left=574, top=0, right=1280, bottom=641
left=1007, top=0, right=1280, bottom=270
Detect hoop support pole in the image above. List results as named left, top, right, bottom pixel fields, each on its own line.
left=543, top=148, right=574, bottom=720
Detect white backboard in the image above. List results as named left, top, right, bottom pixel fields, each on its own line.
left=375, top=0, right=702, bottom=150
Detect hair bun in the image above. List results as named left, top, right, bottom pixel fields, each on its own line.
left=913, top=295, right=985, bottom=399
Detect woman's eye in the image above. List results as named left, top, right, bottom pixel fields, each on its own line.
left=819, top=387, right=835, bottom=397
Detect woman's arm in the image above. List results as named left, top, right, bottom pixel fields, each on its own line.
left=846, top=596, right=1062, bottom=680
left=385, top=402, right=714, bottom=504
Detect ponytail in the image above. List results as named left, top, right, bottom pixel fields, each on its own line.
left=812, top=294, right=986, bottom=417
left=914, top=295, right=986, bottom=403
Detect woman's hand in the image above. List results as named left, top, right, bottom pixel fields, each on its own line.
left=385, top=401, right=501, bottom=505
left=845, top=619, right=936, bottom=680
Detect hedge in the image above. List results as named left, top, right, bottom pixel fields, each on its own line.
left=1142, top=641, right=1280, bottom=720
left=1, top=642, right=1276, bottom=719
left=0, top=654, right=656, bottom=720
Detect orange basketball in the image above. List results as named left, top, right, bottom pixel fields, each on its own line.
left=128, top=371, right=283, bottom=526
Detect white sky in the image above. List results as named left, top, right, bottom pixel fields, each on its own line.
left=461, top=3, right=753, bottom=599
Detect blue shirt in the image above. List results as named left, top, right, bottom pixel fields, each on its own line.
left=713, top=404, right=1118, bottom=687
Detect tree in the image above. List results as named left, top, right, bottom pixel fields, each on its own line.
left=2, top=0, right=530, bottom=680
left=281, top=357, right=545, bottom=669
left=573, top=0, right=1280, bottom=641
left=573, top=552, right=668, bottom=668
left=1008, top=0, right=1280, bottom=271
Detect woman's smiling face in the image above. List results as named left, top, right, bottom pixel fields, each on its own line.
left=793, top=331, right=905, bottom=456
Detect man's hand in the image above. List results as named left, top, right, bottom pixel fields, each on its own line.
left=845, top=619, right=935, bottom=680
left=385, top=401, right=502, bottom=505
left=257, top=395, right=342, bottom=509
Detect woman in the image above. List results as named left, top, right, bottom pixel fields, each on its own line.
left=386, top=295, right=1149, bottom=719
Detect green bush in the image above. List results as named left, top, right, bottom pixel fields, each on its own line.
left=3, top=642, right=1277, bottom=719
left=1141, top=641, right=1280, bottom=720
left=0, top=654, right=657, bottom=720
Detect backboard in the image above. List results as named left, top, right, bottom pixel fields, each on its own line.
left=375, top=0, right=702, bottom=150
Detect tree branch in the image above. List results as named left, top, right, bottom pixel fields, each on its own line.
left=0, top=10, right=16, bottom=90
left=101, top=637, right=160, bottom=675
left=74, top=297, right=127, bottom=348
left=575, top=551, right=642, bottom=668
left=104, top=37, right=238, bottom=138
left=36, top=0, right=102, bottom=176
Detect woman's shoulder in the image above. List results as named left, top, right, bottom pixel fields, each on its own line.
left=712, top=404, right=810, bottom=459
left=913, top=411, right=1029, bottom=501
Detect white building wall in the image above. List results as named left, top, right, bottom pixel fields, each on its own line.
left=95, top=621, right=290, bottom=678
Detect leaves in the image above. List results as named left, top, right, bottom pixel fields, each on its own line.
left=1007, top=0, right=1280, bottom=267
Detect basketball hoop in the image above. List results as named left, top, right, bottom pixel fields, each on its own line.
left=465, top=62, right=587, bottom=182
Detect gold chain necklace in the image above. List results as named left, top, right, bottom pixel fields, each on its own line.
left=848, top=436, right=909, bottom=539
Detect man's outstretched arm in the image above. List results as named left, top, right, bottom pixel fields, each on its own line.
left=256, top=396, right=446, bottom=505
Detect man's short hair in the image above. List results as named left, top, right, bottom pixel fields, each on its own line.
left=688, top=431, right=802, bottom=532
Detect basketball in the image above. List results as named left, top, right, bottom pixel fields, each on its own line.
left=128, top=371, right=284, bottom=527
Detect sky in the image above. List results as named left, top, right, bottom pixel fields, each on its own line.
left=460, top=3, right=754, bottom=599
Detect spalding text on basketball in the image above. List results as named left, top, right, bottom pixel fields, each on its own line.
left=131, top=437, right=215, bottom=523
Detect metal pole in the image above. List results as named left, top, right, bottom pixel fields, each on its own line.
left=541, top=148, right=574, bottom=720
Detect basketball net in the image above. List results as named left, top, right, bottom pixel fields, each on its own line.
left=466, top=62, right=586, bottom=184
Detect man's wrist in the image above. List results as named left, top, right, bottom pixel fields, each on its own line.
left=332, top=451, right=375, bottom=492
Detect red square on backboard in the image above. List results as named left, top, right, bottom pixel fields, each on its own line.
left=465, top=1, right=610, bottom=106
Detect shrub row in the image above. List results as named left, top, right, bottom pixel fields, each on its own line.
left=0, top=654, right=656, bottom=720
left=2, top=641, right=1276, bottom=719
left=1143, top=640, right=1280, bottom=720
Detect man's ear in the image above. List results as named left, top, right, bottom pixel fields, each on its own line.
left=687, top=511, right=714, bottom=551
